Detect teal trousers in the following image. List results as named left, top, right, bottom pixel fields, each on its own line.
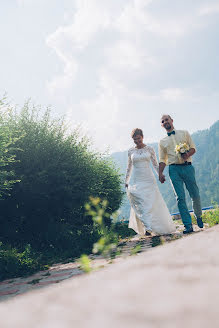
left=169, top=165, right=202, bottom=227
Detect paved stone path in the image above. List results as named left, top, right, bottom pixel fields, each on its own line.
left=0, top=234, right=176, bottom=302
left=0, top=222, right=204, bottom=303
left=1, top=222, right=218, bottom=327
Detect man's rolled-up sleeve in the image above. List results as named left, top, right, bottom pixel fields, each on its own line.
left=185, top=131, right=196, bottom=150
left=159, top=142, right=167, bottom=164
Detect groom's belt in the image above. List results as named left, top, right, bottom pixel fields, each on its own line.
left=170, top=162, right=192, bottom=166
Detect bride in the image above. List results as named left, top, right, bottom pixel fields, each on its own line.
left=125, top=128, right=175, bottom=235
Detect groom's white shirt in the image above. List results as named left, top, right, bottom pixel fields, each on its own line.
left=159, top=130, right=196, bottom=165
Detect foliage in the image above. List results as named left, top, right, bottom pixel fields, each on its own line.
left=80, top=197, right=128, bottom=273
left=130, top=244, right=142, bottom=255
left=113, top=221, right=136, bottom=239
left=79, top=197, right=170, bottom=274
left=0, top=102, right=20, bottom=198
left=201, top=207, right=219, bottom=227
left=79, top=254, right=92, bottom=273
left=84, top=197, right=120, bottom=259
left=192, top=122, right=219, bottom=208
left=0, top=242, right=45, bottom=281
left=0, top=99, right=123, bottom=263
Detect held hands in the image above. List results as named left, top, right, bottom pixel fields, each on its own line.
left=159, top=162, right=166, bottom=184
left=159, top=173, right=166, bottom=184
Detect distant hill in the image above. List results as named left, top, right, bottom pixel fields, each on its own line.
left=111, top=120, right=219, bottom=219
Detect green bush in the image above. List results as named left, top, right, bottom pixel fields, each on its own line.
left=114, top=222, right=136, bottom=239
left=0, top=243, right=44, bottom=281
left=0, top=100, right=123, bottom=260
left=0, top=99, right=19, bottom=198
left=202, top=207, right=219, bottom=227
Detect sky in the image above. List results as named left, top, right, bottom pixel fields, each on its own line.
left=0, top=0, right=219, bottom=152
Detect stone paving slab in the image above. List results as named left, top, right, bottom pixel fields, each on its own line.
left=0, top=224, right=218, bottom=328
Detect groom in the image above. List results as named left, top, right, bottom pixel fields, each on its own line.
left=158, top=114, right=203, bottom=234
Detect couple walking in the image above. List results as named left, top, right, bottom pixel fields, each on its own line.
left=125, top=114, right=203, bottom=235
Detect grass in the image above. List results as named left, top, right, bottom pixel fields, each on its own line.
left=200, top=207, right=219, bottom=227
left=174, top=207, right=219, bottom=228
left=130, top=245, right=142, bottom=255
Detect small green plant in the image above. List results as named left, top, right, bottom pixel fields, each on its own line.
left=130, top=244, right=142, bottom=255
left=84, top=197, right=120, bottom=260
left=79, top=254, right=92, bottom=273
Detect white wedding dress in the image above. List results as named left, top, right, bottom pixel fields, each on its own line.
left=125, top=145, right=176, bottom=235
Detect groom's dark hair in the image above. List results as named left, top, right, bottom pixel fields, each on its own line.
left=131, top=128, right=143, bottom=138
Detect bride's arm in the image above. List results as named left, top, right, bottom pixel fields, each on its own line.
left=149, top=147, right=159, bottom=175
left=125, top=149, right=133, bottom=187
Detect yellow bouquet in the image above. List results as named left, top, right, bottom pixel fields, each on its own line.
left=175, top=143, right=190, bottom=155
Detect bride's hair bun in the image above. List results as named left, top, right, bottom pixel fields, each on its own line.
left=131, top=128, right=143, bottom=138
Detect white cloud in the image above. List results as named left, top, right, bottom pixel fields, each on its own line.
left=199, top=3, right=219, bottom=16
left=45, top=0, right=219, bottom=151
left=105, top=40, right=156, bottom=73
left=115, top=0, right=203, bottom=38
left=49, top=0, right=111, bottom=50
left=65, top=72, right=122, bottom=151
left=46, top=0, right=123, bottom=93
left=46, top=31, right=78, bottom=94
left=46, top=0, right=205, bottom=94
left=16, top=0, right=38, bottom=5
left=160, top=88, right=187, bottom=102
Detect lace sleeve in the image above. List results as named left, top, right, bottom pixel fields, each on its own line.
left=149, top=147, right=159, bottom=175
left=125, top=149, right=133, bottom=184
